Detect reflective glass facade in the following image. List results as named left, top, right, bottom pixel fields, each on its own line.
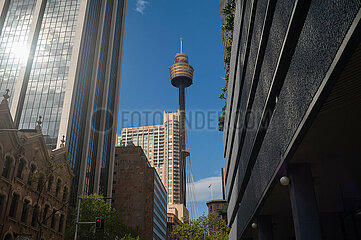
left=0, top=0, right=128, bottom=205
left=66, top=0, right=127, bottom=200
left=19, top=0, right=80, bottom=149
left=86, top=0, right=111, bottom=195
left=68, top=0, right=100, bottom=172
left=0, top=0, right=36, bottom=104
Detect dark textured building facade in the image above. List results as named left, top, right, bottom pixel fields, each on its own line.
left=112, top=146, right=167, bottom=240
left=0, top=98, right=73, bottom=240
left=0, top=0, right=128, bottom=203
left=223, top=0, right=361, bottom=239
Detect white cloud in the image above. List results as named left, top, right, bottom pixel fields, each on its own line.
left=135, top=0, right=149, bottom=14
left=187, top=176, right=223, bottom=203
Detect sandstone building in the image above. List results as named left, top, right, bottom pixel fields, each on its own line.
left=112, top=146, right=167, bottom=240
left=0, top=96, right=73, bottom=240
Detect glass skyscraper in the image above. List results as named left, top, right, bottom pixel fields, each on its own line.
left=0, top=0, right=128, bottom=202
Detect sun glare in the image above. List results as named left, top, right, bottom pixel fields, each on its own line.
left=11, top=42, right=30, bottom=63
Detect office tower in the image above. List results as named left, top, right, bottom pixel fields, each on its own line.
left=222, top=1, right=361, bottom=239
left=112, top=146, right=167, bottom=240
left=0, top=0, right=128, bottom=202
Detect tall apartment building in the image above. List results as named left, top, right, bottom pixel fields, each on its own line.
left=117, top=111, right=181, bottom=205
left=0, top=0, right=128, bottom=203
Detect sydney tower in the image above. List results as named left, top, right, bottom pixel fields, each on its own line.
left=169, top=39, right=194, bottom=205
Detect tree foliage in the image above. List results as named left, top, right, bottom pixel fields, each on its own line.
left=219, top=0, right=235, bottom=131
left=64, top=194, right=138, bottom=240
left=119, top=234, right=141, bottom=240
left=172, top=213, right=230, bottom=240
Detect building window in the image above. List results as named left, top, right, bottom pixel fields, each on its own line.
left=21, top=199, right=30, bottom=223
left=42, top=204, right=49, bottom=225
left=9, top=193, right=19, bottom=218
left=0, top=194, right=4, bottom=216
left=37, top=174, right=44, bottom=192
left=4, top=233, right=12, bottom=240
left=27, top=164, right=36, bottom=185
left=16, top=159, right=26, bottom=179
left=31, top=205, right=39, bottom=227
left=2, top=156, right=11, bottom=178
left=55, top=179, right=62, bottom=197
left=47, top=175, right=54, bottom=192
left=62, top=186, right=68, bottom=203
left=59, top=214, right=64, bottom=232
left=51, top=209, right=56, bottom=229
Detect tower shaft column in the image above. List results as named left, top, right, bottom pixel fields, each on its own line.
left=179, top=86, right=186, bottom=205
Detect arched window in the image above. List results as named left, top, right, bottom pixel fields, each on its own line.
left=0, top=194, right=5, bottom=217
left=58, top=214, right=64, bottom=232
left=37, top=173, right=44, bottom=192
left=4, top=233, right=13, bottom=240
left=9, top=193, right=19, bottom=218
left=31, top=205, right=39, bottom=227
left=55, top=179, right=62, bottom=197
left=2, top=156, right=11, bottom=178
left=21, top=199, right=30, bottom=223
left=27, top=164, right=36, bottom=185
left=62, top=186, right=68, bottom=203
left=47, top=175, right=54, bottom=192
left=51, top=209, right=56, bottom=229
left=42, top=204, right=49, bottom=225
left=16, top=159, right=26, bottom=179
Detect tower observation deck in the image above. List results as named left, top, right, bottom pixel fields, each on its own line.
left=169, top=39, right=193, bottom=206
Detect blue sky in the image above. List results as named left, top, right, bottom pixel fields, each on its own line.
left=117, top=0, right=226, bottom=218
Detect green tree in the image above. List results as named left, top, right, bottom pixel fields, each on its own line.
left=119, top=234, right=140, bottom=240
left=64, top=194, right=138, bottom=240
left=172, top=213, right=230, bottom=240
left=219, top=0, right=236, bottom=131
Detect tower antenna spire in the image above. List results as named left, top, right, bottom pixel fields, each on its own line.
left=180, top=37, right=183, bottom=53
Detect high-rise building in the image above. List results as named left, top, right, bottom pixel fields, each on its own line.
left=117, top=40, right=194, bottom=220
left=117, top=111, right=181, bottom=205
left=0, top=0, right=128, bottom=202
